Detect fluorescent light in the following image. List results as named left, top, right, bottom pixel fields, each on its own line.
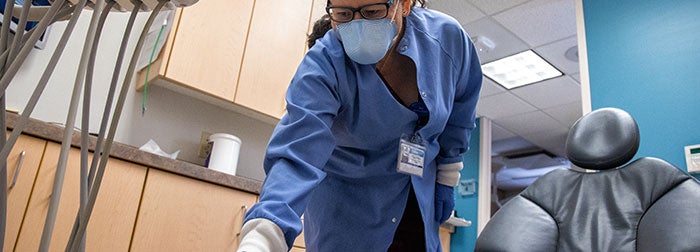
left=481, top=50, right=562, bottom=89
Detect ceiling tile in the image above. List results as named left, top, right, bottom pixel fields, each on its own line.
left=432, top=0, right=581, bottom=162
left=469, top=0, right=530, bottom=15
left=464, top=17, right=530, bottom=63
left=493, top=0, right=577, bottom=47
left=427, top=1, right=485, bottom=26
left=494, top=110, right=565, bottom=136
left=570, top=73, right=580, bottom=83
left=521, top=126, right=570, bottom=156
left=510, top=76, right=581, bottom=109
left=476, top=92, right=538, bottom=119
left=492, top=135, right=537, bottom=156
left=491, top=121, right=517, bottom=141
left=479, top=77, right=507, bottom=97
left=543, top=101, right=583, bottom=128
left=535, top=36, right=580, bottom=74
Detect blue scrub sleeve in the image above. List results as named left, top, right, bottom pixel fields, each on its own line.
left=437, top=29, right=483, bottom=165
left=243, top=47, right=341, bottom=249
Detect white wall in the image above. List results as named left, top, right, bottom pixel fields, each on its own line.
left=6, top=9, right=274, bottom=181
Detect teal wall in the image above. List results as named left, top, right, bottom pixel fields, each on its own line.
left=450, top=118, right=480, bottom=251
left=583, top=0, right=700, bottom=172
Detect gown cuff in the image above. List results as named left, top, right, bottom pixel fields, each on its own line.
left=437, top=162, right=463, bottom=187
left=237, top=218, right=288, bottom=252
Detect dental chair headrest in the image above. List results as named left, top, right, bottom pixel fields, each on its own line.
left=565, top=107, right=640, bottom=170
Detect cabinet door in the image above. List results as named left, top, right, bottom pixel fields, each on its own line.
left=135, top=8, right=182, bottom=91
left=236, top=0, right=314, bottom=119
left=130, top=168, right=257, bottom=251
left=440, top=227, right=451, bottom=252
left=14, top=143, right=147, bottom=251
left=3, top=134, right=46, bottom=252
left=166, top=0, right=254, bottom=100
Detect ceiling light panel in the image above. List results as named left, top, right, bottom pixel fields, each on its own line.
left=481, top=50, right=563, bottom=89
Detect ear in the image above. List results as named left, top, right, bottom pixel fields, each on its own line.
left=401, top=0, right=412, bottom=17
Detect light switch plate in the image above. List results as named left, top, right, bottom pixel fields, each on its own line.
left=458, top=179, right=477, bottom=197
left=685, top=144, right=700, bottom=173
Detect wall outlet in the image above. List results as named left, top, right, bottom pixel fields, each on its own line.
left=198, top=131, right=213, bottom=158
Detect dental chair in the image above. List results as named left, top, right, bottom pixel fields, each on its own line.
left=475, top=108, right=700, bottom=251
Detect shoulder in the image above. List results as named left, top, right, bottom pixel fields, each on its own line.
left=307, top=30, right=345, bottom=62
left=406, top=8, right=474, bottom=70
left=407, top=8, right=468, bottom=41
left=289, top=30, right=351, bottom=102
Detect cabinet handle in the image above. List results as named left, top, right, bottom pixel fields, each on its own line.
left=236, top=205, right=248, bottom=240
left=8, top=151, right=25, bottom=190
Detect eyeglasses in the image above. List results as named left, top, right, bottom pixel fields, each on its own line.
left=326, top=0, right=394, bottom=23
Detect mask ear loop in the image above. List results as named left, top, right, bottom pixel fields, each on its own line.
left=390, top=0, right=401, bottom=25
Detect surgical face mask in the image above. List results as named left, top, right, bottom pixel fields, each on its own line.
left=335, top=1, right=401, bottom=65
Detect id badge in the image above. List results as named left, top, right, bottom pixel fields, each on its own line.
left=397, top=133, right=425, bottom=177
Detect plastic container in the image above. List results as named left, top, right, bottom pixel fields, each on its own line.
left=206, top=133, right=241, bottom=176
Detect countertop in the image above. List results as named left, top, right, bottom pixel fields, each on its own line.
left=5, top=111, right=262, bottom=194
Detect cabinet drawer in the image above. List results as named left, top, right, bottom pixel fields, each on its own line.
left=131, top=169, right=257, bottom=251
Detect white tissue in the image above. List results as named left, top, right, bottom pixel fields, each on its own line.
left=139, top=139, right=180, bottom=159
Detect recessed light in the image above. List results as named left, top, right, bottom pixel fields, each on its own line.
left=565, top=46, right=579, bottom=62
left=481, top=50, right=563, bottom=89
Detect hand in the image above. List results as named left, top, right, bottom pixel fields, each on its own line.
left=434, top=183, right=454, bottom=224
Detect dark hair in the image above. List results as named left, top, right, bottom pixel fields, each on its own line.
left=307, top=14, right=332, bottom=49
left=413, top=0, right=426, bottom=7
left=326, top=0, right=426, bottom=7
left=309, top=0, right=427, bottom=49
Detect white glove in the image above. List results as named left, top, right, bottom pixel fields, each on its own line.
left=237, top=218, right=288, bottom=252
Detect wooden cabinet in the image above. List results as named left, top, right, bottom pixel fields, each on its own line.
left=292, top=217, right=306, bottom=250
left=3, top=135, right=47, bottom=252
left=139, top=0, right=320, bottom=120
left=130, top=168, right=256, bottom=251
left=440, top=227, right=452, bottom=252
left=290, top=246, right=307, bottom=252
left=234, top=0, right=314, bottom=118
left=165, top=0, right=254, bottom=100
left=14, top=142, right=147, bottom=251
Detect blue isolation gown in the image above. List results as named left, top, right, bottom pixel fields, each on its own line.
left=244, top=7, right=483, bottom=251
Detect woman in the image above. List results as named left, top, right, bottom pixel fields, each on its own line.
left=238, top=0, right=482, bottom=251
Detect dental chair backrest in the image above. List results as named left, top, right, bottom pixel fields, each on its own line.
left=475, top=107, right=700, bottom=252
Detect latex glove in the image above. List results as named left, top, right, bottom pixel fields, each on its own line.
left=434, top=183, right=455, bottom=224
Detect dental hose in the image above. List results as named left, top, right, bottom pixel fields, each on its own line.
left=64, top=0, right=108, bottom=251
left=6, top=0, right=34, bottom=66
left=0, top=0, right=68, bottom=162
left=0, top=0, right=14, bottom=60
left=85, top=0, right=118, bottom=190
left=0, top=0, right=16, bottom=249
left=64, top=0, right=121, bottom=250
left=0, top=0, right=67, bottom=163
left=66, top=1, right=169, bottom=251
left=1, top=0, right=46, bottom=249
left=0, top=2, right=74, bottom=66
left=36, top=0, right=91, bottom=250
left=85, top=0, right=134, bottom=190
left=0, top=0, right=67, bottom=93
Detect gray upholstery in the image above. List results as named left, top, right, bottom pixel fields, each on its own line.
left=566, top=107, right=639, bottom=170
left=475, top=108, right=700, bottom=252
